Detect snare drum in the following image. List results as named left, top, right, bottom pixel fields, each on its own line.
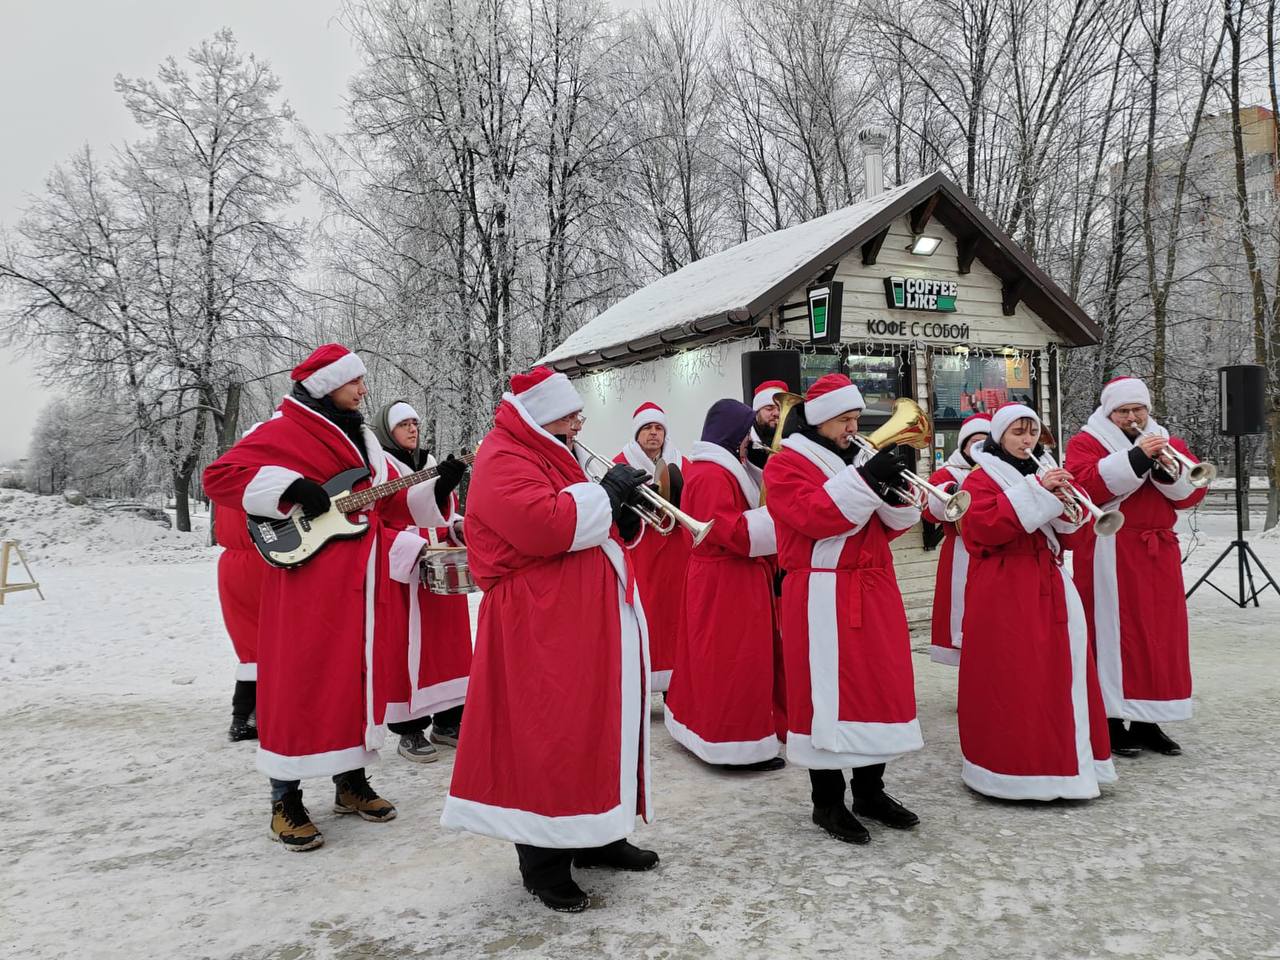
left=419, top=546, right=478, bottom=595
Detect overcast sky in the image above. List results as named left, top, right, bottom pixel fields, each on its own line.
left=0, top=0, right=360, bottom=462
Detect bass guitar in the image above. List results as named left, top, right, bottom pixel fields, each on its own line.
left=247, top=453, right=475, bottom=568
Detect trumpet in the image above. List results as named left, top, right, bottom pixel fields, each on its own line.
left=758, top=390, right=805, bottom=506
left=1138, top=423, right=1217, bottom=488
left=1031, top=431, right=1124, bottom=536
left=574, top=439, right=715, bottom=546
left=853, top=398, right=971, bottom=521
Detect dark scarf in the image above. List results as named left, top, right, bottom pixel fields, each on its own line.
left=798, top=422, right=859, bottom=465
left=982, top=437, right=1038, bottom=476
left=290, top=381, right=370, bottom=467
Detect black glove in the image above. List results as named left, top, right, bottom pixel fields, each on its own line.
left=1127, top=445, right=1156, bottom=477
left=859, top=447, right=912, bottom=506
left=615, top=504, right=642, bottom=542
left=746, top=445, right=771, bottom=470
left=434, top=454, right=468, bottom=510
left=284, top=478, right=330, bottom=519
left=600, top=464, right=649, bottom=521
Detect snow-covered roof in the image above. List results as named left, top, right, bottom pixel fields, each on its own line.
left=541, top=171, right=1098, bottom=375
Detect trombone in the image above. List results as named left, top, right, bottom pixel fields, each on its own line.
left=852, top=398, right=971, bottom=522
left=574, top=439, right=716, bottom=546
left=1138, top=423, right=1217, bottom=488
left=1031, top=430, right=1124, bottom=536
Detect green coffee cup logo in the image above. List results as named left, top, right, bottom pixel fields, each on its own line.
left=884, top=277, right=958, bottom=312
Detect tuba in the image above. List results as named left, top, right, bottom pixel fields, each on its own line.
left=853, top=399, right=971, bottom=521
left=758, top=391, right=804, bottom=506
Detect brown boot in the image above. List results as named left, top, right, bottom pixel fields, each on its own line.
left=271, top=790, right=324, bottom=852
left=333, top=770, right=397, bottom=822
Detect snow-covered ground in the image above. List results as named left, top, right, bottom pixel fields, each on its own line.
left=2, top=489, right=1279, bottom=959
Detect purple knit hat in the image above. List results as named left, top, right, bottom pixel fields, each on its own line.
left=701, top=399, right=756, bottom=455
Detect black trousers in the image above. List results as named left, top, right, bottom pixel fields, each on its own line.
left=515, top=840, right=626, bottom=889
left=809, top=764, right=885, bottom=807
left=231, top=679, right=256, bottom=721
left=387, top=704, right=463, bottom=737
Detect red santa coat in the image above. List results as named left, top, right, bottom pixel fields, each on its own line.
left=923, top=453, right=976, bottom=666
left=213, top=504, right=264, bottom=681
left=957, top=449, right=1116, bottom=800
left=613, top=440, right=692, bottom=692
left=1065, top=414, right=1207, bottom=723
left=377, top=454, right=472, bottom=725
left=764, top=436, right=923, bottom=768
left=663, top=441, right=783, bottom=764
left=203, top=395, right=446, bottom=780
left=440, top=396, right=651, bottom=849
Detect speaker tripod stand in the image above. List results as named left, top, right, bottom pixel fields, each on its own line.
left=1186, top=434, right=1279, bottom=607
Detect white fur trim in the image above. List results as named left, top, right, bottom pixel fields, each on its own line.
left=565, top=481, right=612, bottom=551
left=929, top=646, right=961, bottom=666
left=988, top=403, right=1039, bottom=443
left=744, top=506, right=777, bottom=557
left=406, top=480, right=447, bottom=528
left=804, top=384, right=865, bottom=425
left=961, top=759, right=1101, bottom=801
left=515, top=371, right=583, bottom=425
left=442, top=575, right=648, bottom=847
left=632, top=405, right=668, bottom=435
left=234, top=661, right=258, bottom=681
left=1097, top=448, right=1146, bottom=499
left=1095, top=758, right=1118, bottom=785
left=948, top=537, right=970, bottom=650
left=389, top=529, right=428, bottom=584
left=784, top=730, right=919, bottom=769
left=957, top=418, right=992, bottom=448
left=1003, top=475, right=1067, bottom=534
left=876, top=499, right=921, bottom=531
left=411, top=676, right=469, bottom=718
left=1100, top=378, right=1151, bottom=417
left=621, top=438, right=681, bottom=478
left=387, top=401, right=419, bottom=428
left=1154, top=468, right=1197, bottom=502
left=688, top=440, right=760, bottom=504
left=664, top=706, right=781, bottom=765
left=300, top=351, right=366, bottom=399
left=753, top=387, right=783, bottom=412
left=650, top=669, right=673, bottom=693
left=256, top=744, right=379, bottom=780
left=822, top=467, right=881, bottom=528
left=241, top=465, right=304, bottom=519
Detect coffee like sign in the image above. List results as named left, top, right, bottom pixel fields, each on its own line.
left=884, top=277, right=958, bottom=312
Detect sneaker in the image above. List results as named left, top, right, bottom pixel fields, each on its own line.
left=1108, top=718, right=1142, bottom=757
left=271, top=790, right=324, bottom=852
left=397, top=731, right=439, bottom=763
left=333, top=771, right=397, bottom=822
left=1131, top=721, right=1182, bottom=756
left=228, top=715, right=258, bottom=743
left=572, top=839, right=659, bottom=872
left=811, top=804, right=870, bottom=844
left=525, top=879, right=591, bottom=913
left=429, top=723, right=460, bottom=748
left=852, top=791, right=920, bottom=829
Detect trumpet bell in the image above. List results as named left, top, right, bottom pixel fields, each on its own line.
left=1187, top=461, right=1217, bottom=487
left=864, top=398, right=933, bottom=452
left=942, top=489, right=971, bottom=522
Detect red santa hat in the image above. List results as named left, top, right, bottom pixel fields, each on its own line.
left=752, top=380, right=790, bottom=412
left=803, top=374, right=865, bottom=425
left=291, top=343, right=367, bottom=399
left=632, top=402, right=667, bottom=437
left=988, top=401, right=1040, bottom=443
left=387, top=401, right=420, bottom=427
left=509, top=366, right=583, bottom=426
left=1099, top=376, right=1151, bottom=416
left=957, top=412, right=993, bottom=448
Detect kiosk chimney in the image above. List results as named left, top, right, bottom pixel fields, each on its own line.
left=858, top=127, right=887, bottom=199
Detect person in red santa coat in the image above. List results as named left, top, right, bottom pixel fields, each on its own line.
left=203, top=344, right=457, bottom=852
left=440, top=367, right=658, bottom=914
left=371, top=399, right=471, bottom=764
left=214, top=502, right=264, bottom=743
left=612, top=401, right=692, bottom=694
left=958, top=402, right=1116, bottom=801
left=663, top=399, right=786, bottom=772
left=763, top=374, right=924, bottom=844
left=744, top=380, right=790, bottom=485
left=923, top=413, right=992, bottom=666
left=1064, top=376, right=1207, bottom=757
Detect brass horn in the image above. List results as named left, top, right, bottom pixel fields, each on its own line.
left=758, top=391, right=805, bottom=506
left=574, top=440, right=715, bottom=546
left=1033, top=428, right=1124, bottom=536
left=853, top=398, right=971, bottom=521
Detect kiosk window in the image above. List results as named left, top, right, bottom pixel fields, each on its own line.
left=930, top=353, right=1035, bottom=422
left=846, top=355, right=902, bottom=420
left=799, top=352, right=840, bottom=390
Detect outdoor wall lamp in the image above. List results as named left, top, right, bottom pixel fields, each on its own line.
left=908, top=235, right=941, bottom=256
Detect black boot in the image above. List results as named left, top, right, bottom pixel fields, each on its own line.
left=228, top=715, right=258, bottom=742
left=230, top=680, right=258, bottom=742
left=852, top=791, right=920, bottom=829
left=723, top=756, right=786, bottom=772
left=572, top=839, right=659, bottom=872
left=812, top=803, right=871, bottom=844
left=1108, top=718, right=1141, bottom=757
left=1130, top=721, right=1181, bottom=756
left=517, top=845, right=589, bottom=912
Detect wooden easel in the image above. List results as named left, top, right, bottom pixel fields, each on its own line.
left=0, top=540, right=44, bottom=605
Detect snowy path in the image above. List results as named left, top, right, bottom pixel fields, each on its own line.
left=2, top=509, right=1279, bottom=959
